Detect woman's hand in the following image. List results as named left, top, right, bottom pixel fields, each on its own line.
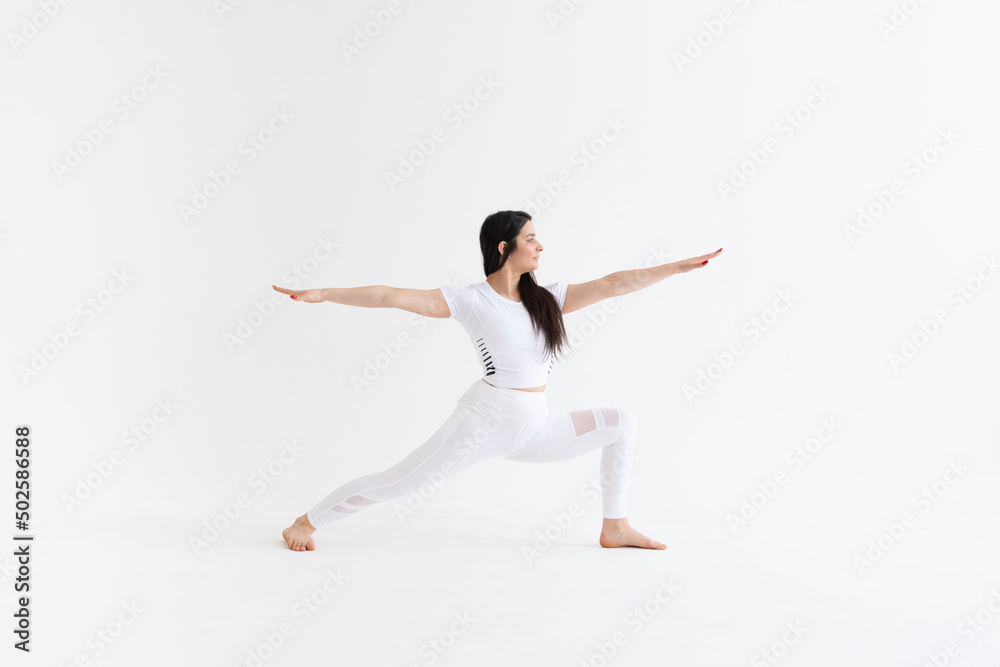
left=672, top=248, right=722, bottom=275
left=272, top=285, right=325, bottom=303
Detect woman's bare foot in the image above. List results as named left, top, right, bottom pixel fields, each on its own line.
left=282, top=514, right=316, bottom=551
left=599, top=517, right=666, bottom=549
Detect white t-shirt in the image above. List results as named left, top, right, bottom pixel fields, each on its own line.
left=439, top=280, right=568, bottom=389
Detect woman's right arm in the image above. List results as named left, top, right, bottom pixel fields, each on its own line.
left=271, top=284, right=450, bottom=318
left=272, top=284, right=387, bottom=306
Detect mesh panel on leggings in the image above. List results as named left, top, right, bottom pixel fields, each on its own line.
left=330, top=494, right=378, bottom=514
left=345, top=494, right=378, bottom=506
left=570, top=407, right=620, bottom=437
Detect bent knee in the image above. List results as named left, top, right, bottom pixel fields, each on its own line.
left=616, top=407, right=638, bottom=436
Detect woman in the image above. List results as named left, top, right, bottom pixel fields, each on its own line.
left=274, top=210, right=721, bottom=551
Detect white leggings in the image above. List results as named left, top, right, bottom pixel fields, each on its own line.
left=306, top=378, right=638, bottom=528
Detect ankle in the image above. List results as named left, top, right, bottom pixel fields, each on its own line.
left=296, top=514, right=316, bottom=531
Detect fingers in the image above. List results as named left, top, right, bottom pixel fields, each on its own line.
left=683, top=249, right=723, bottom=265
left=697, top=248, right=723, bottom=265
left=683, top=248, right=722, bottom=269
left=272, top=285, right=302, bottom=300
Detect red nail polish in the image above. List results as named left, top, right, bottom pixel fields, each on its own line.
left=702, top=260, right=708, bottom=265
left=291, top=295, right=297, bottom=299
left=717, top=248, right=722, bottom=252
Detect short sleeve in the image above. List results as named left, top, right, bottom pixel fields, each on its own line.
left=544, top=282, right=568, bottom=310
left=439, top=284, right=474, bottom=322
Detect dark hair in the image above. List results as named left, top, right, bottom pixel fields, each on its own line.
left=479, top=210, right=569, bottom=362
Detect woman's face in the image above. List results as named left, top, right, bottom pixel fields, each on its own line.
left=508, top=222, right=543, bottom=272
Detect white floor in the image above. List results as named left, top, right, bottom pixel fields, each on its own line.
left=28, top=480, right=1000, bottom=667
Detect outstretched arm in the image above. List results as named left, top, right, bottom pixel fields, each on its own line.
left=271, top=284, right=390, bottom=307
left=562, top=248, right=722, bottom=314
left=271, top=284, right=450, bottom=318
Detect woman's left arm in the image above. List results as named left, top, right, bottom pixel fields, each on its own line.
left=562, top=248, right=721, bottom=314
left=613, top=248, right=722, bottom=295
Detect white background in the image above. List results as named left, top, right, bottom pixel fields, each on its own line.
left=2, top=0, right=999, bottom=665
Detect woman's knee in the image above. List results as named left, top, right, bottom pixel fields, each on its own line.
left=617, top=407, right=638, bottom=438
